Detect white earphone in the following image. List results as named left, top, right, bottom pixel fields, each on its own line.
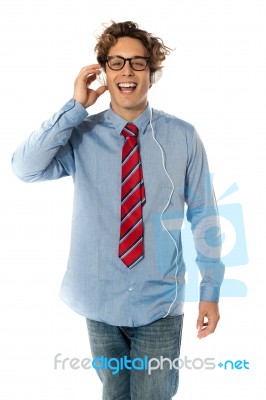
left=96, top=70, right=107, bottom=86
left=150, top=69, right=162, bottom=84
left=96, top=69, right=162, bottom=86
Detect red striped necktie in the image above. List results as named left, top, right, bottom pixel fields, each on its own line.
left=118, top=123, right=146, bottom=268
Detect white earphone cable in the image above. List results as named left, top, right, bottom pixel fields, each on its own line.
left=149, top=108, right=180, bottom=317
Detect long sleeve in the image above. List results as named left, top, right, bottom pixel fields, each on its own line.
left=185, top=128, right=225, bottom=302
left=11, top=99, right=88, bottom=182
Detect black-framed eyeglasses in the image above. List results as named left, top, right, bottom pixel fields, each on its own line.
left=105, top=56, right=150, bottom=71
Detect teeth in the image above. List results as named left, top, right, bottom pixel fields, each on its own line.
left=118, top=83, right=136, bottom=88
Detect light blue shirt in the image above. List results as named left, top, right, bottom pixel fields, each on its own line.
left=11, top=99, right=224, bottom=327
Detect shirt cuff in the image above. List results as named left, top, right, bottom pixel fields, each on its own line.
left=199, top=285, right=221, bottom=302
left=62, top=98, right=88, bottom=123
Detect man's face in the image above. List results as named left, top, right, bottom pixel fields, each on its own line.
left=105, top=36, right=151, bottom=121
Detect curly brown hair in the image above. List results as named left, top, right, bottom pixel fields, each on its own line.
left=94, top=21, right=171, bottom=74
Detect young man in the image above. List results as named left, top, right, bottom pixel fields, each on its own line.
left=12, top=21, right=224, bottom=400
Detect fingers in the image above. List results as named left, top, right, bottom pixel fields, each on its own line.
left=73, top=64, right=106, bottom=108
left=196, top=302, right=220, bottom=339
left=197, top=318, right=216, bottom=339
left=75, top=64, right=101, bottom=90
left=78, top=64, right=102, bottom=83
left=196, top=313, right=207, bottom=339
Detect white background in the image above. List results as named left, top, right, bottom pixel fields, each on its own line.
left=1, top=0, right=265, bottom=398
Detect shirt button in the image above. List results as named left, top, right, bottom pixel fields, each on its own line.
left=128, top=287, right=133, bottom=292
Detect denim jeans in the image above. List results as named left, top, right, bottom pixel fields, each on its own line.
left=86, top=314, right=184, bottom=400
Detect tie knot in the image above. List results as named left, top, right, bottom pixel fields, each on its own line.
left=121, top=123, right=139, bottom=139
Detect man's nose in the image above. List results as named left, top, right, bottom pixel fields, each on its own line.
left=121, top=60, right=134, bottom=75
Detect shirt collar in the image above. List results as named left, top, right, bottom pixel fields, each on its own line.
left=107, top=103, right=151, bottom=136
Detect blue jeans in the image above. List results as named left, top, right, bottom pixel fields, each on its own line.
left=86, top=315, right=184, bottom=400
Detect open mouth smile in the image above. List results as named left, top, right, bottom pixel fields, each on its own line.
left=118, top=83, right=137, bottom=93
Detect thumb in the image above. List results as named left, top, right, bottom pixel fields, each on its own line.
left=96, top=86, right=108, bottom=96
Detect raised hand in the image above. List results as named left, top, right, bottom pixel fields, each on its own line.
left=73, top=64, right=107, bottom=108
